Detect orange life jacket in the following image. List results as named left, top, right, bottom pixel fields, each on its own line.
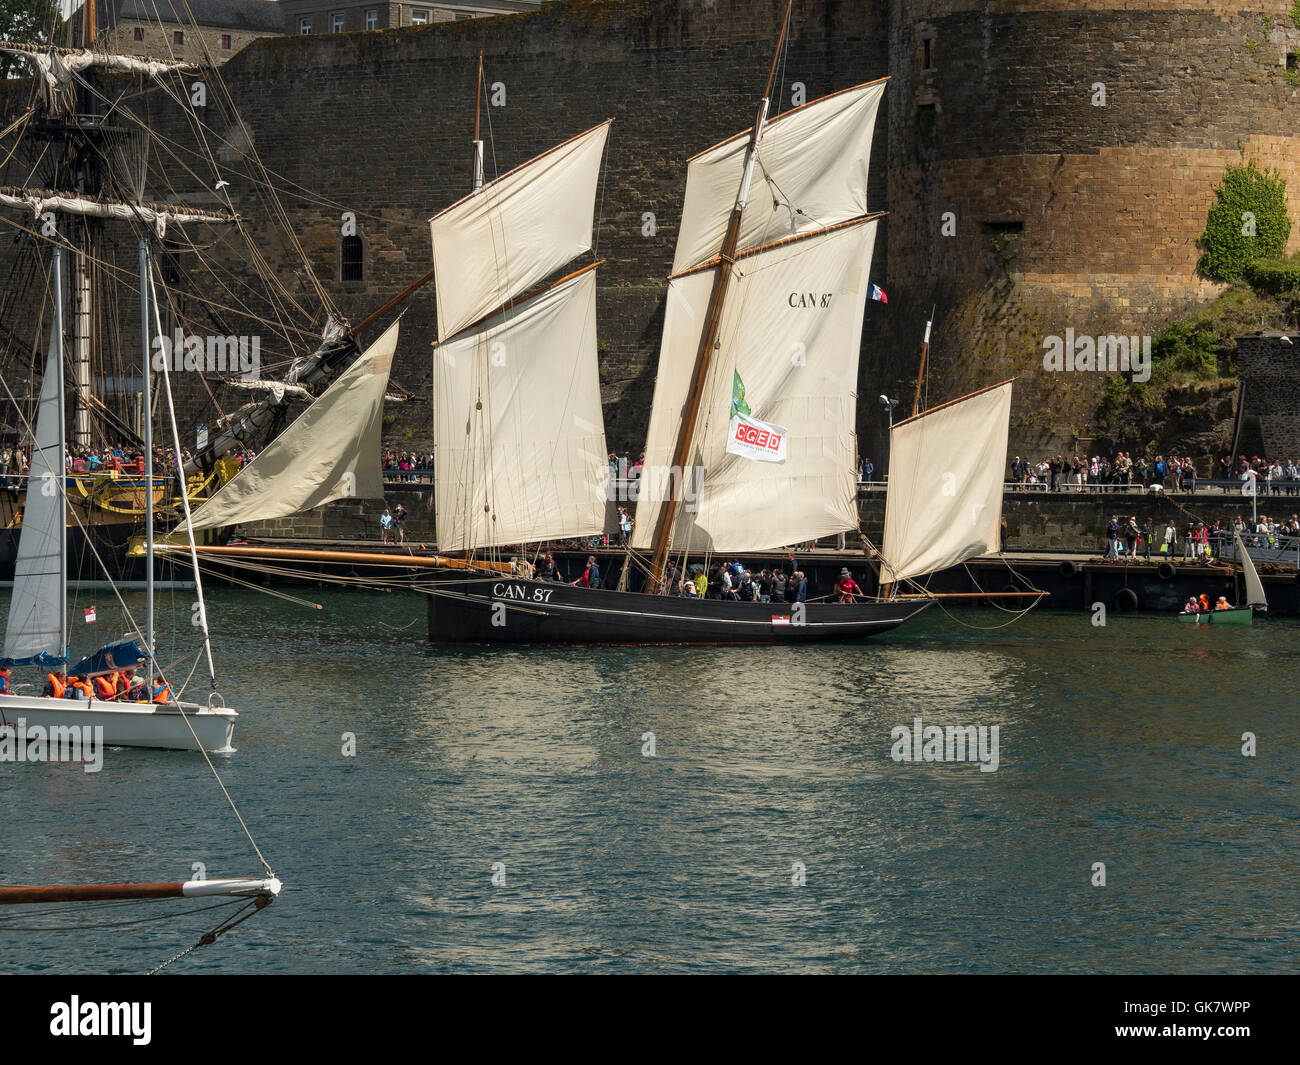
left=152, top=683, right=172, bottom=704
left=46, top=673, right=66, bottom=698
left=93, top=675, right=116, bottom=699
left=69, top=678, right=93, bottom=699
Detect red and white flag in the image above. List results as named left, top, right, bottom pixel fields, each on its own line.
left=726, top=413, right=788, bottom=464
left=84, top=606, right=96, bottom=624
left=869, top=283, right=888, bottom=303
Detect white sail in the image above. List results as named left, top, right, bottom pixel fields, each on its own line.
left=1236, top=532, right=1267, bottom=609
left=180, top=321, right=399, bottom=532
left=632, top=218, right=878, bottom=554
left=3, top=323, right=66, bottom=665
left=880, top=381, right=1014, bottom=585
left=672, top=81, right=886, bottom=274
left=434, top=266, right=608, bottom=551
left=429, top=121, right=610, bottom=341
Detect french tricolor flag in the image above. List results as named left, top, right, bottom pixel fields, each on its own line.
left=869, top=283, right=888, bottom=304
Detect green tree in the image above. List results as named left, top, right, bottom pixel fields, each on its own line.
left=1, top=0, right=64, bottom=79
left=1196, top=158, right=1292, bottom=282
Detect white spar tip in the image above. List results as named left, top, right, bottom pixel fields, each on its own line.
left=181, top=876, right=282, bottom=899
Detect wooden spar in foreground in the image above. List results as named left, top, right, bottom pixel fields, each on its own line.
left=149, top=542, right=516, bottom=574
left=0, top=877, right=281, bottom=905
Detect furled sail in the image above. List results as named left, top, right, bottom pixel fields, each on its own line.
left=632, top=217, right=879, bottom=554
left=429, top=121, right=610, bottom=342
left=2, top=323, right=66, bottom=666
left=672, top=80, right=886, bottom=274
left=179, top=320, right=399, bottom=532
left=0, top=187, right=234, bottom=238
left=879, top=381, right=1014, bottom=585
left=1236, top=532, right=1267, bottom=609
left=433, top=265, right=608, bottom=551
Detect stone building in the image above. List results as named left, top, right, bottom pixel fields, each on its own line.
left=279, top=1, right=540, bottom=37
left=1234, top=332, right=1300, bottom=462
left=71, top=0, right=285, bottom=64
left=19, top=1, right=1300, bottom=462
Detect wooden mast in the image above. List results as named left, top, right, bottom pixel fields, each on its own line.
left=645, top=0, right=794, bottom=592
left=911, top=305, right=935, bottom=418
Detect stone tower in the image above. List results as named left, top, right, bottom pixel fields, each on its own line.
left=875, top=0, right=1300, bottom=463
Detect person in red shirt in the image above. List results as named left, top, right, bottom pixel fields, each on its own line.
left=835, top=568, right=862, bottom=604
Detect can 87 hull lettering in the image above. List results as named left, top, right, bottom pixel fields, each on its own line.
left=493, top=582, right=554, bottom=602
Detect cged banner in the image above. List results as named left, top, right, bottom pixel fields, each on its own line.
left=725, top=413, right=788, bottom=464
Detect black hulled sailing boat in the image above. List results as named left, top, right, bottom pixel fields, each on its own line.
left=424, top=7, right=944, bottom=644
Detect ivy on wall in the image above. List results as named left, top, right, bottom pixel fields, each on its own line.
left=1196, top=158, right=1291, bottom=282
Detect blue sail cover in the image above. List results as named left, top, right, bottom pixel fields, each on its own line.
left=69, top=640, right=145, bottom=677
left=0, top=649, right=68, bottom=668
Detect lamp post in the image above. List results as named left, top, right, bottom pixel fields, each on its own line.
left=879, top=395, right=898, bottom=481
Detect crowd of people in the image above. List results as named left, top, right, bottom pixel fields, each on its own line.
left=382, top=450, right=433, bottom=482
left=1011, top=452, right=1300, bottom=493
left=0, top=441, right=257, bottom=488
left=0, top=664, right=171, bottom=704
left=527, top=551, right=867, bottom=603
left=1100, top=513, right=1300, bottom=560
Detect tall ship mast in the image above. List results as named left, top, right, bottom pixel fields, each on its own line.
left=0, top=4, right=367, bottom=582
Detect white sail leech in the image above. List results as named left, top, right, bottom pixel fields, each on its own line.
left=1236, top=532, right=1268, bottom=609
left=179, top=320, right=400, bottom=532
left=671, top=81, right=886, bottom=275
left=429, top=121, right=610, bottom=342
left=3, top=321, right=67, bottom=665
left=433, top=267, right=608, bottom=551
left=632, top=219, right=878, bottom=553
left=880, top=381, right=1014, bottom=586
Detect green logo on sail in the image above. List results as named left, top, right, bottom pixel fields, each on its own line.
left=730, top=371, right=751, bottom=419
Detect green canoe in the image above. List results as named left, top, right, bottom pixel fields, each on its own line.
left=1177, top=607, right=1253, bottom=626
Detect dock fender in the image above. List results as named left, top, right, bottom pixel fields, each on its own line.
left=1156, top=561, right=1176, bottom=580
left=1059, top=559, right=1080, bottom=577
left=1114, top=587, right=1140, bottom=612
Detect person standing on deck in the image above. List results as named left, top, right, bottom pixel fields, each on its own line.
left=572, top=555, right=600, bottom=588
left=791, top=571, right=808, bottom=603
left=392, top=504, right=407, bottom=544
left=380, top=507, right=393, bottom=544
left=835, top=568, right=862, bottom=603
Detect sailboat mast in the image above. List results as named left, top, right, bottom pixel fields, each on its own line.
left=645, top=0, right=793, bottom=590
left=52, top=239, right=67, bottom=663
left=911, top=305, right=935, bottom=418
left=472, top=51, right=485, bottom=191
left=147, top=258, right=217, bottom=684
left=72, top=247, right=91, bottom=447
left=139, top=238, right=154, bottom=673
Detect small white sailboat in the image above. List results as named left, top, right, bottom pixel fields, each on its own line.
left=1, top=238, right=236, bottom=752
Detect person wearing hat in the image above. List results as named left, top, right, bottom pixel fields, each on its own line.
left=835, top=568, right=862, bottom=604
left=1214, top=596, right=1231, bottom=611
